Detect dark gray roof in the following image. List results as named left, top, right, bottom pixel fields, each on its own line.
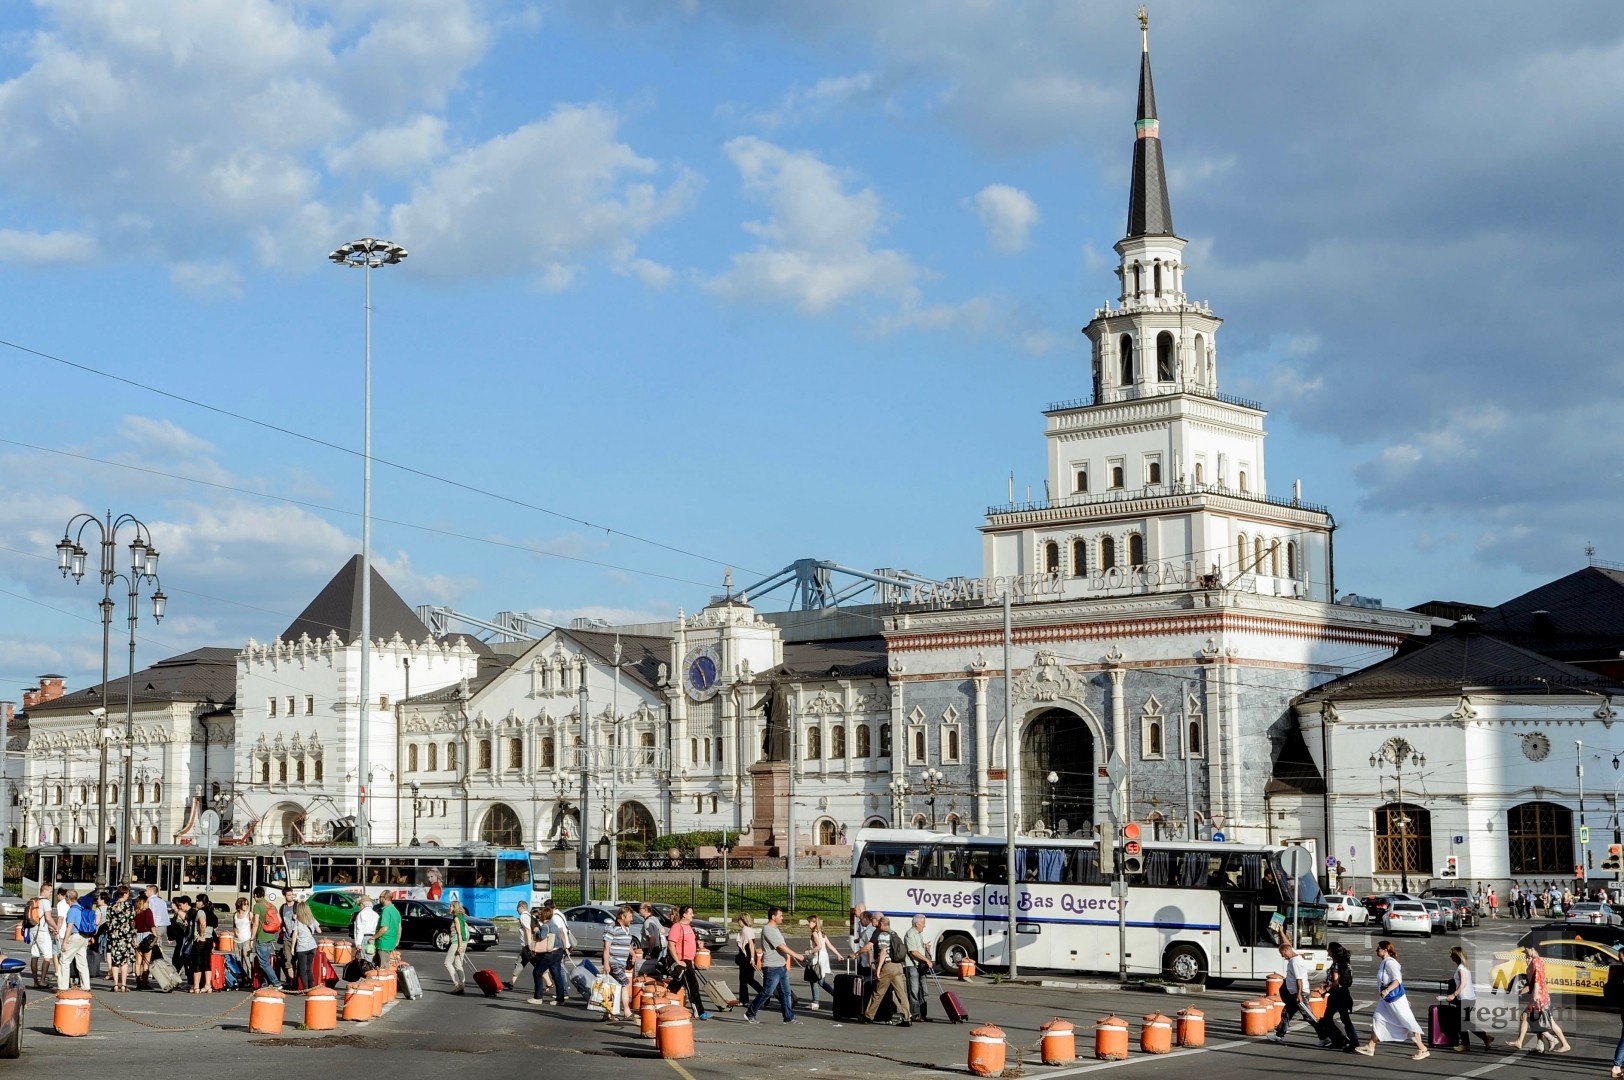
left=36, top=648, right=238, bottom=713
left=1267, top=720, right=1325, bottom=796
left=776, top=637, right=888, bottom=681
left=1126, top=47, right=1174, bottom=238
left=1471, top=566, right=1624, bottom=664
left=282, top=555, right=431, bottom=644
left=1297, top=622, right=1623, bottom=705
left=403, top=653, right=514, bottom=705
left=568, top=630, right=669, bottom=692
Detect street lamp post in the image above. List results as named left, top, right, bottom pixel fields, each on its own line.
left=409, top=782, right=429, bottom=846
left=889, top=777, right=911, bottom=826
left=920, top=768, right=944, bottom=830
left=328, top=237, right=408, bottom=851
left=1046, top=770, right=1060, bottom=834
left=56, top=511, right=164, bottom=884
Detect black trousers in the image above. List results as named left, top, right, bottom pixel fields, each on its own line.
left=736, top=958, right=763, bottom=1002
left=1315, top=991, right=1358, bottom=1047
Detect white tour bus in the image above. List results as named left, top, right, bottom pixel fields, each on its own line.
left=851, top=828, right=1327, bottom=984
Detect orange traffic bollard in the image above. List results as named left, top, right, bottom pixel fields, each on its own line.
left=1140, top=1012, right=1172, bottom=1054
left=333, top=939, right=354, bottom=966
left=1094, top=1015, right=1129, bottom=1061
left=377, top=971, right=397, bottom=1006
left=318, top=938, right=336, bottom=962
left=53, top=990, right=92, bottom=1036
left=1241, top=999, right=1272, bottom=1037
left=640, top=996, right=660, bottom=1040
left=959, top=959, right=977, bottom=980
left=1307, top=989, right=1327, bottom=1020
left=969, top=1023, right=1007, bottom=1076
left=1039, top=1018, right=1076, bottom=1065
left=1264, top=973, right=1283, bottom=1000
left=249, top=987, right=286, bottom=1034
left=657, top=1003, right=695, bottom=1059
left=304, top=986, right=339, bottom=1030
left=1176, top=1007, right=1206, bottom=1048
left=216, top=931, right=236, bottom=953
left=342, top=981, right=376, bottom=1022
left=694, top=948, right=711, bottom=970
left=1266, top=997, right=1283, bottom=1028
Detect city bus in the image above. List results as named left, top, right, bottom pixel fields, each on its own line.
left=23, top=844, right=313, bottom=906
left=850, top=828, right=1326, bottom=985
left=305, top=846, right=533, bottom=919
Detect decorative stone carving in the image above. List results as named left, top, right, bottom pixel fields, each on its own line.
left=804, top=690, right=843, bottom=716
left=1449, top=695, right=1477, bottom=721
left=1012, top=650, right=1089, bottom=705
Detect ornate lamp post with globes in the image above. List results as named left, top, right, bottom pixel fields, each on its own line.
left=56, top=511, right=165, bottom=884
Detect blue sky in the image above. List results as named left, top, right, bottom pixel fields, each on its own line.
left=3, top=1, right=1622, bottom=690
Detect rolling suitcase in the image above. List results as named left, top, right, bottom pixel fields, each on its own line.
left=398, top=963, right=424, bottom=1000
left=473, top=968, right=504, bottom=997
left=700, top=972, right=738, bottom=1009
left=1429, top=1003, right=1451, bottom=1047
left=222, top=953, right=247, bottom=990
left=832, top=968, right=866, bottom=1021
left=149, top=957, right=183, bottom=992
left=210, top=952, right=228, bottom=991
left=931, top=971, right=969, bottom=1024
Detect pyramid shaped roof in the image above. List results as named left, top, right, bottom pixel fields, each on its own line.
left=281, top=554, right=431, bottom=644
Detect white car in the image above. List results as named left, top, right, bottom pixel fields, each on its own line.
left=1383, top=900, right=1431, bottom=937
left=1325, top=895, right=1369, bottom=926
left=1566, top=902, right=1623, bottom=927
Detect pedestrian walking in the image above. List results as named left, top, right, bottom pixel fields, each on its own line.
left=852, top=909, right=877, bottom=978
left=1438, top=945, right=1493, bottom=1051
left=232, top=897, right=254, bottom=982
left=801, top=914, right=844, bottom=1011
left=105, top=885, right=136, bottom=992
left=1314, top=941, right=1358, bottom=1051
left=745, top=906, right=804, bottom=1025
left=601, top=905, right=637, bottom=1021
left=1506, top=945, right=1570, bottom=1052
left=250, top=887, right=281, bottom=987
left=1355, top=940, right=1428, bottom=1060
left=1266, top=941, right=1317, bottom=1043
left=639, top=901, right=667, bottom=976
left=188, top=893, right=217, bottom=993
left=735, top=913, right=763, bottom=1004
left=57, top=889, right=92, bottom=991
left=1487, top=887, right=1498, bottom=919
left=374, top=894, right=402, bottom=968
left=861, top=916, right=910, bottom=1027
left=509, top=900, right=534, bottom=990
left=84, top=892, right=107, bottom=980
left=133, top=894, right=155, bottom=988
left=351, top=896, right=379, bottom=960
left=443, top=898, right=470, bottom=994
left=528, top=901, right=568, bottom=1006
left=27, top=889, right=56, bottom=989
left=903, top=915, right=932, bottom=1022
left=668, top=905, right=712, bottom=1019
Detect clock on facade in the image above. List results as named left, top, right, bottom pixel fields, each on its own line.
left=1521, top=732, right=1552, bottom=762
left=682, top=643, right=722, bottom=702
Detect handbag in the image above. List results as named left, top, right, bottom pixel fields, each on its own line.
left=1382, top=984, right=1406, bottom=1003
left=1527, top=1006, right=1550, bottom=1034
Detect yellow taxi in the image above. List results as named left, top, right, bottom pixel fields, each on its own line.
left=1489, top=938, right=1620, bottom=998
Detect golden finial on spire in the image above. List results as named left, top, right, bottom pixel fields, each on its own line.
left=1138, top=6, right=1149, bottom=51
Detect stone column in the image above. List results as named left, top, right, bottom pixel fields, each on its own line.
left=971, top=667, right=990, bottom=835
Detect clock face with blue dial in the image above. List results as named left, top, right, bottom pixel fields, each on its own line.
left=683, top=644, right=722, bottom=702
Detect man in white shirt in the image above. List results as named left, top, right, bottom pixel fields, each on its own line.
left=1266, top=941, right=1316, bottom=1043
left=352, top=896, right=380, bottom=956
left=146, top=886, right=170, bottom=936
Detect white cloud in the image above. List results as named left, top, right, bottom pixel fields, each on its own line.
left=388, top=104, right=702, bottom=285
left=168, top=260, right=244, bottom=299
left=325, top=115, right=448, bottom=177
left=971, top=184, right=1040, bottom=253
left=736, top=72, right=876, bottom=130
left=0, top=229, right=97, bottom=264
left=706, top=136, right=919, bottom=313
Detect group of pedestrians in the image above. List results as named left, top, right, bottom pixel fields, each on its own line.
left=1504, top=881, right=1617, bottom=920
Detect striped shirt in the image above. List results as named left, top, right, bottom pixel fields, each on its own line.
left=604, top=923, right=635, bottom=975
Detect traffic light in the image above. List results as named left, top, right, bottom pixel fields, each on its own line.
left=1122, top=822, right=1144, bottom=876
left=1097, top=823, right=1116, bottom=875
left=1603, top=844, right=1622, bottom=873
left=1440, top=855, right=1458, bottom=879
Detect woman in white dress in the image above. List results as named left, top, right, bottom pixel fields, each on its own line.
left=1357, top=939, right=1429, bottom=1060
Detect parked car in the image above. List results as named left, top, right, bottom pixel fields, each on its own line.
left=1490, top=937, right=1619, bottom=998
left=1566, top=902, right=1623, bottom=927
left=1383, top=900, right=1431, bottom=937
left=1325, top=895, right=1369, bottom=926
left=395, top=900, right=499, bottom=951
left=563, top=903, right=624, bottom=954
left=1362, top=895, right=1394, bottom=921
left=640, top=902, right=731, bottom=951
left=0, top=892, right=25, bottom=921
left=307, top=890, right=364, bottom=932
left=1420, top=898, right=1454, bottom=933
left=0, top=971, right=21, bottom=1058
left=1422, top=887, right=1479, bottom=928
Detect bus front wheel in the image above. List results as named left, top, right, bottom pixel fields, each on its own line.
left=935, top=933, right=977, bottom=973
left=1162, top=944, right=1207, bottom=985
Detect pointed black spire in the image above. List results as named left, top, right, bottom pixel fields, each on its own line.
left=1126, top=9, right=1174, bottom=238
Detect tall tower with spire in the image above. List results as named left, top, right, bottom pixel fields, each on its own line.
left=981, top=11, right=1335, bottom=603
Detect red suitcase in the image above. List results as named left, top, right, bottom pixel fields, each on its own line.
left=1428, top=1003, right=1450, bottom=1047
left=210, top=952, right=228, bottom=992
left=931, top=971, right=969, bottom=1023
left=473, top=968, right=504, bottom=997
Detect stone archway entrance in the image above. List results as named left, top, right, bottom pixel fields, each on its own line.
left=1020, top=708, right=1096, bottom=835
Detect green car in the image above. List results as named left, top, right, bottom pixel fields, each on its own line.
left=307, top=890, right=364, bottom=931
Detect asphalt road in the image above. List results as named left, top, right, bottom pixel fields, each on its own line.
left=4, top=917, right=1618, bottom=1079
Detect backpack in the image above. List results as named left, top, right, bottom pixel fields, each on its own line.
left=260, top=904, right=282, bottom=934
left=22, top=899, right=37, bottom=928
left=71, top=904, right=97, bottom=936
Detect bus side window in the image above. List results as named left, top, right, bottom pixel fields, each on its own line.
left=1072, top=848, right=1105, bottom=886
left=965, top=847, right=1008, bottom=884
left=931, top=846, right=964, bottom=880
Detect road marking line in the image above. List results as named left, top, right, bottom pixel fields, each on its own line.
left=664, top=1056, right=701, bottom=1080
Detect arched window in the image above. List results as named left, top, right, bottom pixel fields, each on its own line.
left=704, top=737, right=712, bottom=764
left=857, top=724, right=872, bottom=758
left=691, top=737, right=699, bottom=765
left=879, top=723, right=892, bottom=758
left=831, top=725, right=846, bottom=758
left=408, top=745, right=419, bottom=772
left=1236, top=534, right=1249, bottom=572
left=478, top=739, right=492, bottom=771
left=1043, top=541, right=1060, bottom=573
left=1074, top=468, right=1088, bottom=493
left=1269, top=541, right=1280, bottom=577
left=1156, top=331, right=1174, bottom=381
left=616, top=801, right=657, bottom=845
left=806, top=727, right=822, bottom=760
left=508, top=738, right=523, bottom=770
left=1194, top=462, right=1204, bottom=484
left=1111, top=465, right=1124, bottom=488
left=1287, top=542, right=1298, bottom=580
left=153, top=781, right=161, bottom=803
left=79, top=784, right=88, bottom=805
left=1192, top=333, right=1205, bottom=382
left=1147, top=461, right=1162, bottom=485
left=1153, top=261, right=1163, bottom=297
left=1132, top=263, right=1143, bottom=298
left=427, top=743, right=438, bottom=771
left=1128, top=533, right=1146, bottom=567
left=53, top=785, right=62, bottom=805
left=75, top=827, right=86, bottom=844
left=1254, top=537, right=1265, bottom=572
left=1374, top=802, right=1433, bottom=875
left=1101, top=536, right=1117, bottom=571
left=109, top=783, right=117, bottom=804
left=295, top=759, right=305, bottom=782
left=1507, top=801, right=1573, bottom=874
left=315, top=758, right=323, bottom=783
left=479, top=803, right=523, bottom=847
left=51, top=828, right=60, bottom=844
left=136, top=782, right=145, bottom=804
left=541, top=737, right=555, bottom=769
left=1118, top=334, right=1134, bottom=384
left=1071, top=539, right=1088, bottom=578
left=277, top=760, right=287, bottom=783
left=818, top=819, right=838, bottom=846
left=710, top=794, right=719, bottom=814
left=1187, top=719, right=1202, bottom=756
left=640, top=731, right=655, bottom=765
left=694, top=793, right=704, bottom=814
left=1239, top=469, right=1249, bottom=492
left=446, top=743, right=457, bottom=771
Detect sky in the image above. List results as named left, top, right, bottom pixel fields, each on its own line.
left=2, top=0, right=1622, bottom=692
